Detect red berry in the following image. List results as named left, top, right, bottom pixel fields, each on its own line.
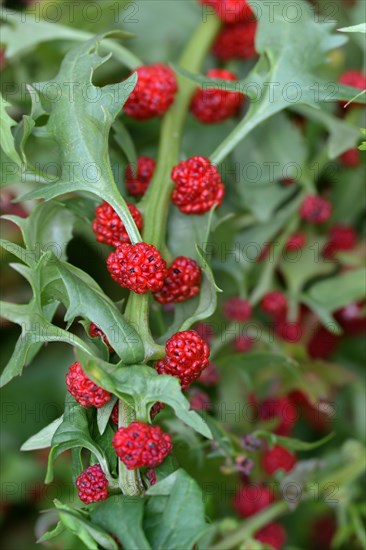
left=171, top=156, right=225, bottom=215
left=112, top=422, right=172, bottom=469
left=224, top=297, right=252, bottom=322
left=123, top=64, right=177, bottom=120
left=262, top=445, right=297, bottom=475
left=200, top=0, right=254, bottom=23
left=257, top=242, right=272, bottom=262
left=233, top=484, right=275, bottom=518
left=189, top=388, right=211, bottom=411
left=335, top=302, right=366, bottom=335
left=88, top=323, right=113, bottom=352
left=285, top=232, right=307, bottom=252
left=198, top=361, right=220, bottom=386
left=339, top=70, right=366, bottom=107
left=76, top=464, right=108, bottom=504
left=107, top=242, right=167, bottom=294
left=213, top=21, right=257, bottom=60
left=255, top=522, right=286, bottom=550
left=280, top=177, right=296, bottom=186
left=111, top=402, right=119, bottom=425
left=311, top=515, right=337, bottom=550
left=259, top=396, right=297, bottom=436
left=125, top=156, right=156, bottom=196
left=194, top=322, right=215, bottom=343
left=190, top=69, right=244, bottom=124
left=66, top=362, right=111, bottom=408
left=300, top=195, right=332, bottom=224
left=153, top=256, right=202, bottom=303
left=233, top=335, right=253, bottom=353
left=261, top=291, right=287, bottom=317
left=307, top=326, right=340, bottom=359
left=155, top=330, right=210, bottom=390
left=339, top=148, right=360, bottom=167
left=92, top=202, right=143, bottom=248
left=323, top=224, right=357, bottom=259
left=275, top=319, right=303, bottom=343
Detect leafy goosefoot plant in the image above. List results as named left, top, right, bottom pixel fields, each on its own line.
left=1, top=1, right=366, bottom=548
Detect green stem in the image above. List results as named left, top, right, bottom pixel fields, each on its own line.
left=125, top=16, right=221, bottom=359
left=118, top=400, right=144, bottom=496
left=209, top=501, right=288, bottom=550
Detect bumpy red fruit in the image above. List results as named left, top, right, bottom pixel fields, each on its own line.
left=107, top=242, right=167, bottom=294
left=200, top=0, right=253, bottom=23
left=339, top=70, right=366, bottom=107
left=190, top=69, right=244, bottom=124
left=198, top=361, right=220, bottom=385
left=233, top=485, right=275, bottom=518
left=275, top=320, right=302, bottom=343
left=285, top=232, right=307, bottom=252
left=213, top=20, right=257, bottom=60
left=76, top=464, right=108, bottom=504
left=299, top=195, right=332, bottom=224
left=307, top=326, right=340, bottom=359
left=339, top=148, right=360, bottom=167
left=224, top=297, right=252, bottom=321
left=171, top=156, right=225, bottom=215
left=88, top=323, right=113, bottom=352
left=125, top=156, right=156, bottom=196
left=92, top=202, right=143, bottom=248
left=155, top=330, right=210, bottom=390
left=262, top=445, right=297, bottom=475
left=112, top=422, right=172, bottom=469
left=261, top=291, right=287, bottom=317
left=234, top=335, right=253, bottom=353
left=259, top=396, right=297, bottom=436
left=323, top=225, right=357, bottom=259
left=255, top=522, right=286, bottom=550
left=66, top=362, right=111, bottom=408
left=154, top=256, right=201, bottom=303
left=123, top=64, right=177, bottom=120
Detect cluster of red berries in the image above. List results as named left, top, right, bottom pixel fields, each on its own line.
left=259, top=396, right=297, bottom=436
left=213, top=20, right=257, bottom=60
left=76, top=465, right=108, bottom=504
left=93, top=201, right=143, bottom=248
left=200, top=0, right=253, bottom=23
left=88, top=323, right=113, bottom=352
left=338, top=70, right=366, bottom=108
left=125, top=156, right=156, bottom=196
left=154, top=256, right=202, bottom=303
left=155, top=330, right=210, bottom=389
left=224, top=297, right=252, bottom=321
left=171, top=156, right=225, bottom=215
left=190, top=69, right=244, bottom=124
left=66, top=362, right=111, bottom=408
left=123, top=64, right=177, bottom=120
left=261, top=291, right=287, bottom=318
left=299, top=195, right=332, bottom=224
left=261, top=445, right=297, bottom=475
left=323, top=225, right=357, bottom=259
left=112, top=422, right=172, bottom=469
left=286, top=232, right=307, bottom=252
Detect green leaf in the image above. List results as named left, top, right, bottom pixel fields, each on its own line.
left=0, top=92, right=21, bottom=166
left=54, top=258, right=144, bottom=364
left=338, top=23, right=366, bottom=33
left=112, top=120, right=137, bottom=168
left=307, top=268, right=366, bottom=312
left=21, top=416, right=63, bottom=451
left=53, top=500, right=119, bottom=550
left=76, top=352, right=212, bottom=440
left=253, top=430, right=335, bottom=451
left=18, top=31, right=142, bottom=245
left=144, top=469, right=209, bottom=550
left=47, top=395, right=110, bottom=483
left=37, top=521, right=65, bottom=543
left=91, top=495, right=151, bottom=550
left=97, top=396, right=118, bottom=436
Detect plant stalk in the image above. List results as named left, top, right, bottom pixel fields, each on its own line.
left=118, top=400, right=144, bottom=496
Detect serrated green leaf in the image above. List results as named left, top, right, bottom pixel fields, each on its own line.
left=91, top=495, right=151, bottom=550
left=21, top=416, right=63, bottom=451
left=338, top=23, right=366, bottom=34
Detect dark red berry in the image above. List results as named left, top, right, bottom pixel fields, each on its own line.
left=66, top=362, right=111, bottom=408
left=155, top=330, right=210, bottom=390
left=171, top=156, right=225, bottom=215
left=280, top=177, right=296, bottom=186
left=322, top=225, right=357, bottom=259
left=200, top=0, right=254, bottom=23
left=124, top=64, right=177, bottom=120
left=198, top=361, right=220, bottom=386
left=335, top=302, right=366, bottom=335
left=76, top=464, right=108, bottom=504
left=311, top=515, right=337, bottom=550
left=92, top=202, right=143, bottom=248
left=125, top=156, right=156, bottom=196
left=89, top=323, right=113, bottom=352
left=262, top=445, right=297, bottom=475
left=339, top=70, right=366, bottom=107
left=300, top=195, right=332, bottom=224
left=194, top=322, right=215, bottom=343
left=224, top=297, right=252, bottom=322
left=255, top=522, right=286, bottom=550
left=259, top=396, right=297, bottom=436
left=112, top=422, right=172, bottom=469
left=261, top=291, right=287, bottom=317
left=275, top=319, right=303, bottom=343
left=154, top=256, right=201, bottom=303
left=233, top=335, right=253, bottom=353
left=213, top=20, right=257, bottom=60
left=307, top=326, right=340, bottom=359
left=233, top=484, right=275, bottom=518
left=189, top=388, right=211, bottom=411
left=339, top=148, right=360, bottom=167
left=111, top=402, right=119, bottom=425
left=285, top=232, right=307, bottom=252
left=107, top=242, right=167, bottom=294
left=190, top=69, right=244, bottom=124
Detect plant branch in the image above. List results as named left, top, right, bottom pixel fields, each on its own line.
left=118, top=400, right=144, bottom=496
